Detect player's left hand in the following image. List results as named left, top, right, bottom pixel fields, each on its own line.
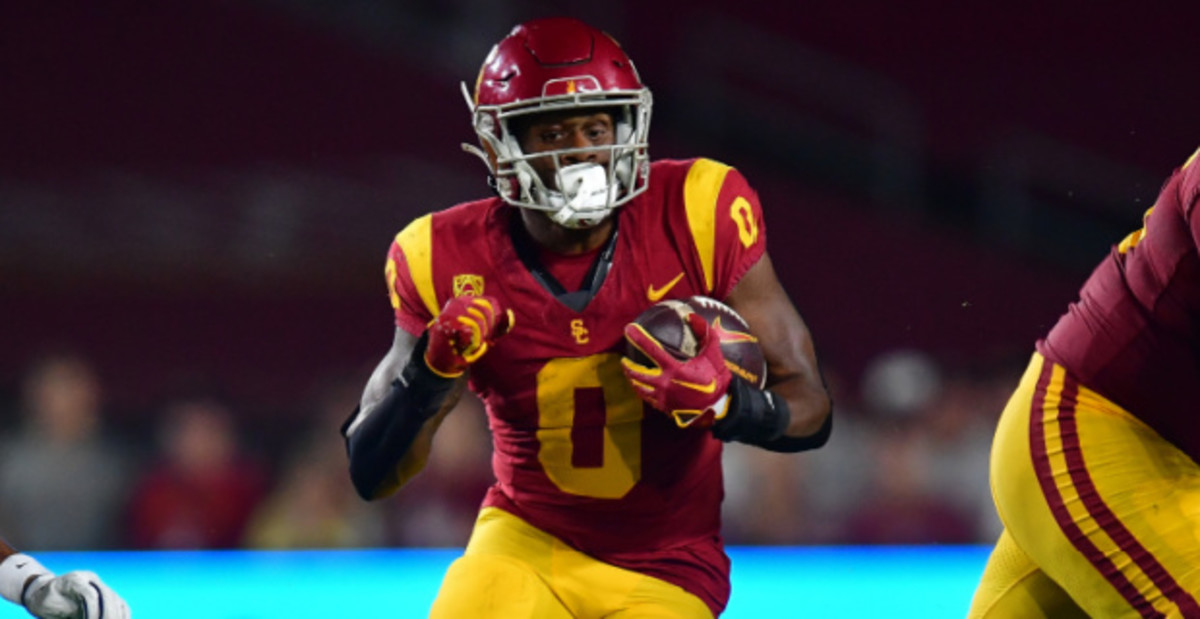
left=622, top=312, right=733, bottom=428
left=24, top=570, right=131, bottom=619
left=424, top=295, right=514, bottom=378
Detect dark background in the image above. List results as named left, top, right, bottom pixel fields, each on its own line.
left=2, top=0, right=1195, bottom=426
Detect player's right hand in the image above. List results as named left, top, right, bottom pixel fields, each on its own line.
left=622, top=312, right=733, bottom=428
left=424, top=295, right=514, bottom=377
left=24, top=570, right=131, bottom=619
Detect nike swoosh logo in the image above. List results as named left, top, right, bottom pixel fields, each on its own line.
left=713, top=317, right=758, bottom=343
left=647, top=272, right=685, bottom=302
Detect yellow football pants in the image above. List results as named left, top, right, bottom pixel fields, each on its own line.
left=429, top=507, right=713, bottom=618
left=969, top=353, right=1200, bottom=618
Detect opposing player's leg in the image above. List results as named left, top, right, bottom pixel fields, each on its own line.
left=968, top=528, right=1087, bottom=618
left=990, top=353, right=1200, bottom=618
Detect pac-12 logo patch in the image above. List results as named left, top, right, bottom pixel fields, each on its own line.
left=453, top=274, right=484, bottom=297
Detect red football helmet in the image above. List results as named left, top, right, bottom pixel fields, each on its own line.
left=461, top=17, right=652, bottom=228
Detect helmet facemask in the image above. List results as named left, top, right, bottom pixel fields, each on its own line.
left=463, top=85, right=652, bottom=229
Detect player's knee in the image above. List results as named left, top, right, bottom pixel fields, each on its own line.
left=430, top=554, right=566, bottom=618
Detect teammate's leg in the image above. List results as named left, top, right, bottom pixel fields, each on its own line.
left=968, top=528, right=1087, bottom=618
left=990, top=354, right=1200, bottom=618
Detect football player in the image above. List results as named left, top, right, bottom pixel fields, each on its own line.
left=0, top=537, right=130, bottom=618
left=968, top=148, right=1200, bottom=618
left=342, top=17, right=832, bottom=617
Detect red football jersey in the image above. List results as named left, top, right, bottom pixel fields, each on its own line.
left=1039, top=149, right=1200, bottom=460
left=384, top=158, right=767, bottom=615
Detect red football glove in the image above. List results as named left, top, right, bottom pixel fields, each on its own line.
left=424, top=295, right=514, bottom=377
left=622, top=312, right=733, bottom=428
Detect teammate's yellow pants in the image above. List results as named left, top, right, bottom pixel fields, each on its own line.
left=970, top=353, right=1200, bottom=618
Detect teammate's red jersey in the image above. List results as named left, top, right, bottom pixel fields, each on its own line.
left=384, top=158, right=767, bottom=615
left=1039, top=150, right=1200, bottom=460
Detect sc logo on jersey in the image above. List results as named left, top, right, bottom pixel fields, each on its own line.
left=570, top=319, right=589, bottom=345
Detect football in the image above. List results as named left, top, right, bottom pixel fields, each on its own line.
left=625, top=295, right=767, bottom=388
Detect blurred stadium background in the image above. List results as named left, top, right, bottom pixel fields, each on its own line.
left=1, top=1, right=1196, bottom=616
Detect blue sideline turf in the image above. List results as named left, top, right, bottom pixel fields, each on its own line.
left=0, top=546, right=989, bottom=618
